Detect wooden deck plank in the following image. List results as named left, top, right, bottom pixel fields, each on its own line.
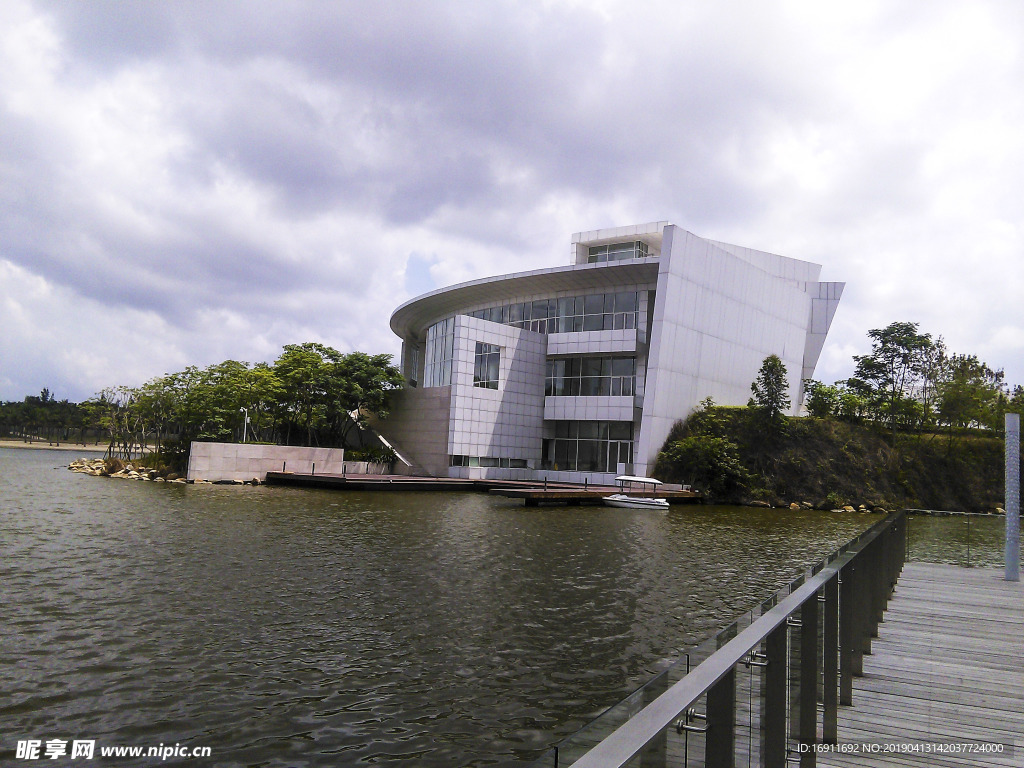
left=819, top=562, right=1023, bottom=768
left=601, top=561, right=1021, bottom=768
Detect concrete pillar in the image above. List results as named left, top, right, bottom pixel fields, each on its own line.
left=1006, top=413, right=1020, bottom=582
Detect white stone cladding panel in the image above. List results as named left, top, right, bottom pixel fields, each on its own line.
left=546, top=330, right=638, bottom=356
left=187, top=442, right=348, bottom=482
left=374, top=385, right=452, bottom=475
left=447, top=316, right=546, bottom=466
left=707, top=239, right=822, bottom=283
left=635, top=226, right=819, bottom=476
left=802, top=281, right=845, bottom=382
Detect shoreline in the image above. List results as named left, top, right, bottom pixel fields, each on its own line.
left=0, top=439, right=108, bottom=454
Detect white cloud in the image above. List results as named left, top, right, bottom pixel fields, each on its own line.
left=1, top=0, right=1022, bottom=400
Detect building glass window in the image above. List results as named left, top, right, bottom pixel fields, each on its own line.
left=587, top=240, right=650, bottom=263
left=541, top=421, right=634, bottom=473
left=423, top=317, right=455, bottom=387
left=467, top=290, right=640, bottom=335
left=451, top=455, right=528, bottom=468
left=407, top=343, right=420, bottom=387
left=545, top=356, right=635, bottom=397
left=473, top=342, right=500, bottom=389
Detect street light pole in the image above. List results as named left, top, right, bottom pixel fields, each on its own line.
left=1006, top=412, right=1020, bottom=582
left=240, top=407, right=249, bottom=444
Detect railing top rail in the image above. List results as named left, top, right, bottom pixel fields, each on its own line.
left=569, top=510, right=904, bottom=768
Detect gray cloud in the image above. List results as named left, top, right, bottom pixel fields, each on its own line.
left=2, top=0, right=1022, bottom=401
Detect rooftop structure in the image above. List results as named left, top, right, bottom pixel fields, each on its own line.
left=381, top=222, right=843, bottom=483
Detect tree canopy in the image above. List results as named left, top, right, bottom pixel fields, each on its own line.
left=803, top=320, right=1020, bottom=435
left=1, top=343, right=404, bottom=467
left=749, top=354, right=791, bottom=427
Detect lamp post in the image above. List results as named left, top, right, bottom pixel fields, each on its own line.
left=1006, top=413, right=1020, bottom=582
left=240, top=407, right=249, bottom=444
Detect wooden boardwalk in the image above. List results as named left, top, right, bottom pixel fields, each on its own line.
left=820, top=561, right=1023, bottom=768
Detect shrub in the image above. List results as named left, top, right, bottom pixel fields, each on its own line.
left=345, top=446, right=397, bottom=463
left=655, top=435, right=750, bottom=499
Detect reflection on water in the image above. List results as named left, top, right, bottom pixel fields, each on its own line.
left=3, top=448, right=875, bottom=767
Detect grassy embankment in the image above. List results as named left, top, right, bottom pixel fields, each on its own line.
left=653, top=406, right=1010, bottom=512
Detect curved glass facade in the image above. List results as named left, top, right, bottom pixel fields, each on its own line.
left=423, top=316, right=455, bottom=388
left=466, top=290, right=639, bottom=334
left=421, top=290, right=644, bottom=388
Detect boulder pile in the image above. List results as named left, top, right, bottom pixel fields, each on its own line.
left=67, top=457, right=193, bottom=483
left=745, top=498, right=890, bottom=514
left=67, top=458, right=263, bottom=485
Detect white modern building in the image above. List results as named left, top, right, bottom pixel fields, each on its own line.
left=381, top=222, right=843, bottom=483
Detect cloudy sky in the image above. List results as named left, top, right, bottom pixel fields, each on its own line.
left=1, top=0, right=1022, bottom=402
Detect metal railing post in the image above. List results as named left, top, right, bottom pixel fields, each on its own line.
left=839, top=563, right=856, bottom=705
left=868, top=534, right=883, bottom=638
left=706, top=668, right=736, bottom=768
left=763, top=624, right=787, bottom=768
left=799, top=594, right=819, bottom=767
left=822, top=575, right=839, bottom=743
left=855, top=552, right=872, bottom=659
left=561, top=513, right=906, bottom=768
left=881, top=520, right=894, bottom=602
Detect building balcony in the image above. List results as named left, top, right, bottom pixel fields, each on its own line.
left=546, top=327, right=644, bottom=356
left=543, top=395, right=637, bottom=422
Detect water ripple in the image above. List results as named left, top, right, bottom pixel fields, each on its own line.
left=0, top=447, right=887, bottom=767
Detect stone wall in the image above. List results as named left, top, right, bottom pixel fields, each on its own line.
left=373, top=386, right=452, bottom=476
left=187, top=442, right=348, bottom=482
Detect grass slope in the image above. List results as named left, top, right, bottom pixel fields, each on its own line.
left=653, top=406, right=1009, bottom=512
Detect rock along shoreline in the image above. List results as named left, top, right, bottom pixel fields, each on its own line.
left=66, top=457, right=260, bottom=486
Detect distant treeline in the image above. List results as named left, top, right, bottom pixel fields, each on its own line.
left=1, top=343, right=403, bottom=467
left=801, top=321, right=1022, bottom=433
left=0, top=388, right=100, bottom=444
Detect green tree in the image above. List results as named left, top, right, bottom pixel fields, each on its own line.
left=88, top=387, right=141, bottom=459
left=655, top=435, right=750, bottom=498
left=235, top=363, right=284, bottom=443
left=332, top=352, right=404, bottom=446
left=850, top=321, right=934, bottom=436
left=273, top=342, right=340, bottom=445
left=749, top=354, right=791, bottom=427
left=936, top=354, right=1005, bottom=432
left=1003, top=385, right=1024, bottom=424
left=803, top=379, right=840, bottom=419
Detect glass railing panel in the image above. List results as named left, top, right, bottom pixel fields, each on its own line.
left=906, top=512, right=1010, bottom=567
left=532, top=514, right=904, bottom=768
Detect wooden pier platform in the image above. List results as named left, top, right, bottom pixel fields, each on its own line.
left=488, top=486, right=701, bottom=506
left=820, top=561, right=1023, bottom=767
left=264, top=472, right=573, bottom=493
left=263, top=472, right=701, bottom=505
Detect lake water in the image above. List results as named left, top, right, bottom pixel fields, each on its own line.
left=2, top=447, right=999, bottom=766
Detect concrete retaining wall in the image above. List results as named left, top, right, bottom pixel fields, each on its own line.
left=187, top=442, right=348, bottom=482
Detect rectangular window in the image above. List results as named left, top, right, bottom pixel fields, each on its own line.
left=545, top=356, right=635, bottom=400
left=452, top=454, right=528, bottom=469
left=587, top=240, right=650, bottom=263
left=474, top=342, right=500, bottom=389
left=540, top=420, right=634, bottom=472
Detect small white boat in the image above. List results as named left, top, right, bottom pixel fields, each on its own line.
left=603, top=475, right=670, bottom=510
